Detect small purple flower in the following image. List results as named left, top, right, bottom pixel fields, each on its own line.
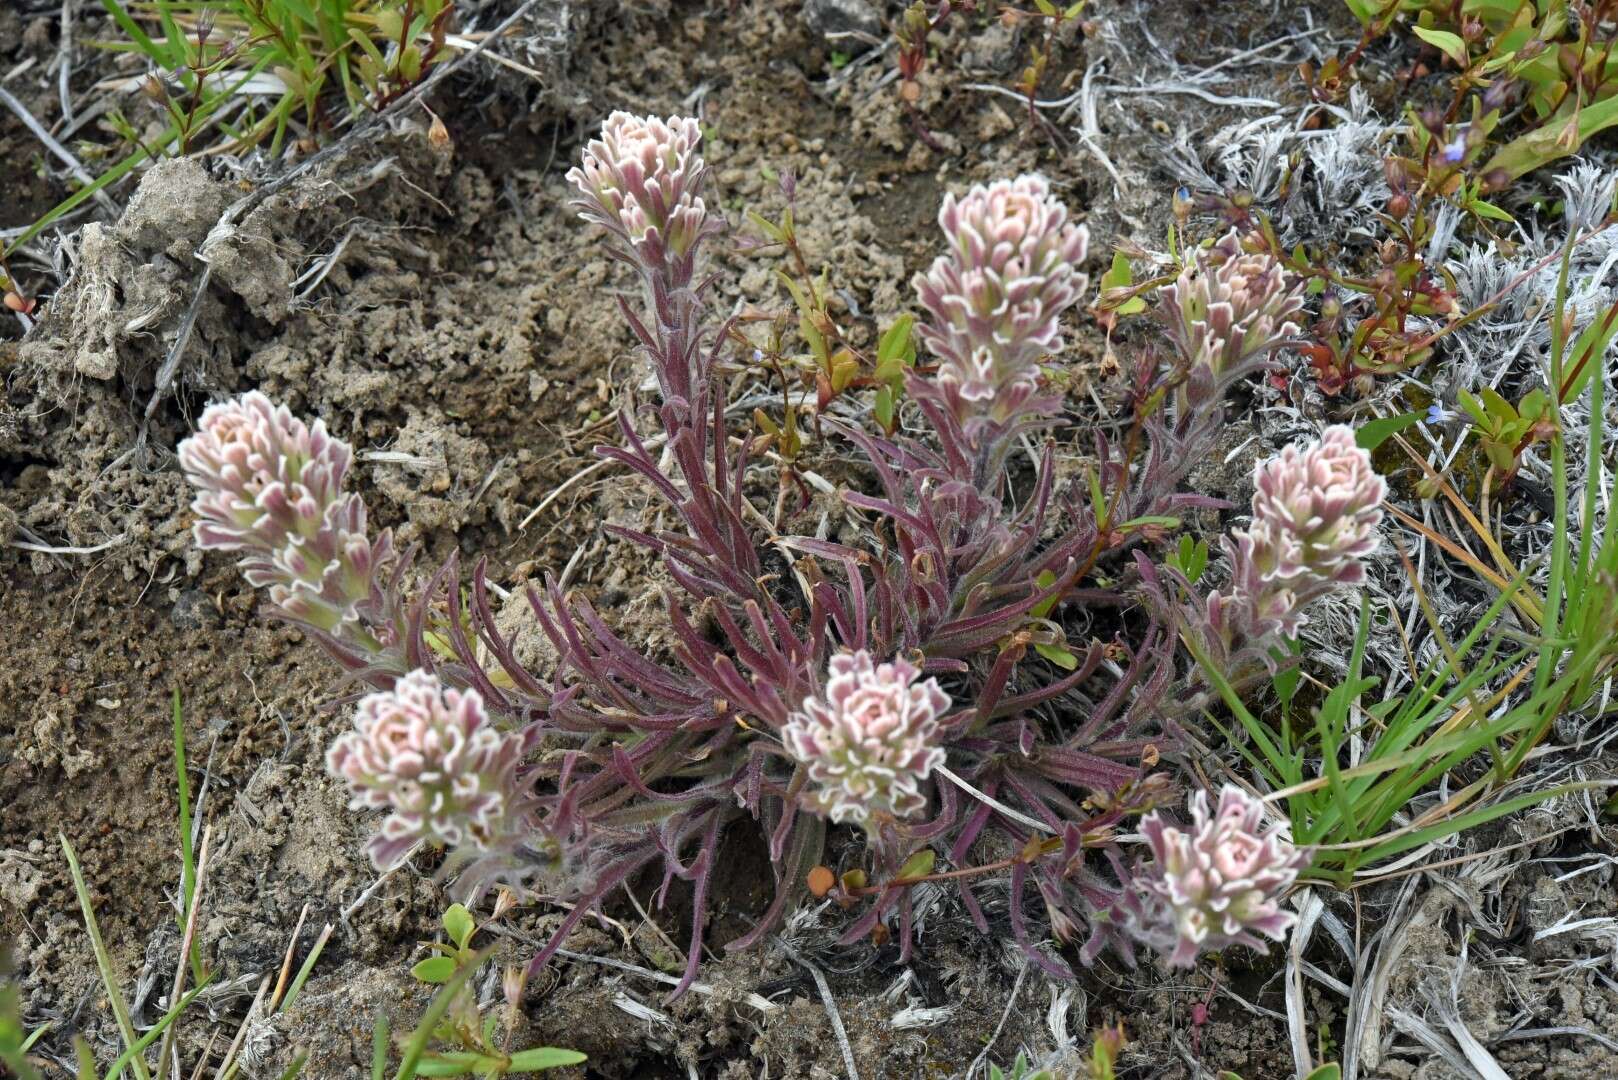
left=914, top=175, right=1089, bottom=420
left=178, top=391, right=392, bottom=640
left=1426, top=402, right=1447, bottom=425
left=1161, top=230, right=1304, bottom=378
left=781, top=651, right=950, bottom=827
left=327, top=670, right=528, bottom=868
left=1128, top=785, right=1306, bottom=968
left=1442, top=133, right=1467, bottom=164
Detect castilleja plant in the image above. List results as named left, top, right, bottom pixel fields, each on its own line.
left=327, top=670, right=541, bottom=895
left=1161, top=230, right=1305, bottom=378
left=1159, top=229, right=1306, bottom=420
left=1175, top=424, right=1388, bottom=678
left=1114, top=784, right=1306, bottom=968
left=178, top=109, right=1365, bottom=993
left=912, top=175, right=1089, bottom=450
left=178, top=391, right=409, bottom=667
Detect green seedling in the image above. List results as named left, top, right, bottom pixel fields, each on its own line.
left=397, top=905, right=584, bottom=1078
left=1457, top=385, right=1554, bottom=476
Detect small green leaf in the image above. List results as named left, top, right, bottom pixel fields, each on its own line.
left=1355, top=411, right=1424, bottom=450
left=411, top=1051, right=485, bottom=1077
left=876, top=314, right=916, bottom=371
left=411, top=957, right=458, bottom=985
left=1100, top=251, right=1148, bottom=315
left=747, top=211, right=786, bottom=245
left=1034, top=642, right=1080, bottom=670
left=1302, top=1065, right=1342, bottom=1080
left=1518, top=387, right=1547, bottom=421
left=1343, top=0, right=1384, bottom=22
left=1467, top=196, right=1515, bottom=223
left=874, top=386, right=896, bottom=432
left=1085, top=465, right=1108, bottom=530
left=442, top=904, right=474, bottom=951
left=1031, top=570, right=1061, bottom=619
left=506, top=1047, right=589, bottom=1070
left=896, top=849, right=936, bottom=880
left=371, top=1015, right=388, bottom=1080
left=398, top=46, right=423, bottom=82
left=1412, top=26, right=1470, bottom=66
left=1271, top=638, right=1304, bottom=712
left=1462, top=0, right=1519, bottom=16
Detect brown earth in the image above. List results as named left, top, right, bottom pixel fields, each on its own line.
left=5, top=2, right=1618, bottom=1079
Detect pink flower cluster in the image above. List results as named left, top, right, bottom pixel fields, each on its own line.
left=567, top=111, right=711, bottom=274
left=914, top=175, right=1089, bottom=421
left=327, top=670, right=528, bottom=868
left=1128, top=785, right=1306, bottom=968
left=178, top=391, right=392, bottom=644
left=1206, top=425, right=1386, bottom=647
left=781, top=651, right=950, bottom=828
left=1162, top=230, right=1304, bottom=377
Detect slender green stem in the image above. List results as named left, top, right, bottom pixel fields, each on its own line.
left=60, top=835, right=150, bottom=1080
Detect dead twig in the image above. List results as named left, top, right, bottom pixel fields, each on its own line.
left=0, top=84, right=118, bottom=216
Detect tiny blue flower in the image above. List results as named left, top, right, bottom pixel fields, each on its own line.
left=1427, top=402, right=1447, bottom=425
left=1441, top=134, right=1467, bottom=164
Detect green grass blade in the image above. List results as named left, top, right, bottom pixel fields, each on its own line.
left=60, top=835, right=150, bottom=1080
left=171, top=689, right=204, bottom=986
left=98, top=0, right=164, bottom=62
left=1183, top=637, right=1290, bottom=774
left=20, top=1022, right=50, bottom=1053
left=1, top=130, right=174, bottom=258
left=1360, top=783, right=1589, bottom=864
left=372, top=1015, right=388, bottom=1080
left=1531, top=233, right=1578, bottom=703
left=275, top=1053, right=309, bottom=1080
left=101, top=975, right=215, bottom=1080
left=277, top=924, right=332, bottom=1014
